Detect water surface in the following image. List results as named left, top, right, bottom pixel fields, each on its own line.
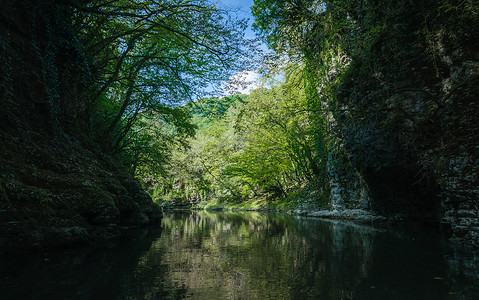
left=1, top=211, right=478, bottom=299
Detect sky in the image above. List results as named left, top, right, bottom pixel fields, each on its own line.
left=217, top=0, right=262, bottom=95
left=218, top=0, right=257, bottom=40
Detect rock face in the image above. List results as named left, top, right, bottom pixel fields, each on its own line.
left=0, top=0, right=161, bottom=252
left=323, top=2, right=479, bottom=247
left=327, top=154, right=369, bottom=211
left=0, top=131, right=162, bottom=251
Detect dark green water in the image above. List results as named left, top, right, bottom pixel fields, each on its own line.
left=1, top=211, right=479, bottom=299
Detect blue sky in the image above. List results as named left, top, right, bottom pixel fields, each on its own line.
left=217, top=0, right=257, bottom=39
left=217, top=0, right=263, bottom=95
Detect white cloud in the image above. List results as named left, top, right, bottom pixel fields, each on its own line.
left=223, top=70, right=260, bottom=95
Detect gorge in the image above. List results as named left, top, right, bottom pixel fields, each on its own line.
left=0, top=0, right=478, bottom=253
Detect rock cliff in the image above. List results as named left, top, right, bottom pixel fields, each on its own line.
left=0, top=0, right=161, bottom=252
left=325, top=1, right=479, bottom=247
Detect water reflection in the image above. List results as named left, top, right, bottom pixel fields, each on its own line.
left=1, top=212, right=478, bottom=299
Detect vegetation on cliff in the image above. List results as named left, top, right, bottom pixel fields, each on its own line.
left=146, top=1, right=478, bottom=210
left=0, top=0, right=255, bottom=250
left=247, top=0, right=479, bottom=243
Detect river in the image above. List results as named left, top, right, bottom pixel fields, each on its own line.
left=1, top=211, right=478, bottom=299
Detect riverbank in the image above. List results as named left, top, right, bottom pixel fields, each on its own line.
left=162, top=203, right=397, bottom=225
left=291, top=208, right=389, bottom=224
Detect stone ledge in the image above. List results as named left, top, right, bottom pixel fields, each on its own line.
left=291, top=208, right=389, bottom=223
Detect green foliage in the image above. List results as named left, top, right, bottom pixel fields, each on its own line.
left=144, top=0, right=479, bottom=208
left=227, top=66, right=323, bottom=190
left=252, top=0, right=479, bottom=215
left=186, top=94, right=248, bottom=127
left=127, top=108, right=196, bottom=178
left=55, top=0, right=257, bottom=191
left=161, top=95, right=247, bottom=204
left=147, top=63, right=332, bottom=208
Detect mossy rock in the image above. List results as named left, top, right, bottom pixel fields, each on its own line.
left=77, top=187, right=116, bottom=208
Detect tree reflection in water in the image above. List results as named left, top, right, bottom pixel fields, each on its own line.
left=1, top=211, right=478, bottom=299
left=131, top=212, right=479, bottom=299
